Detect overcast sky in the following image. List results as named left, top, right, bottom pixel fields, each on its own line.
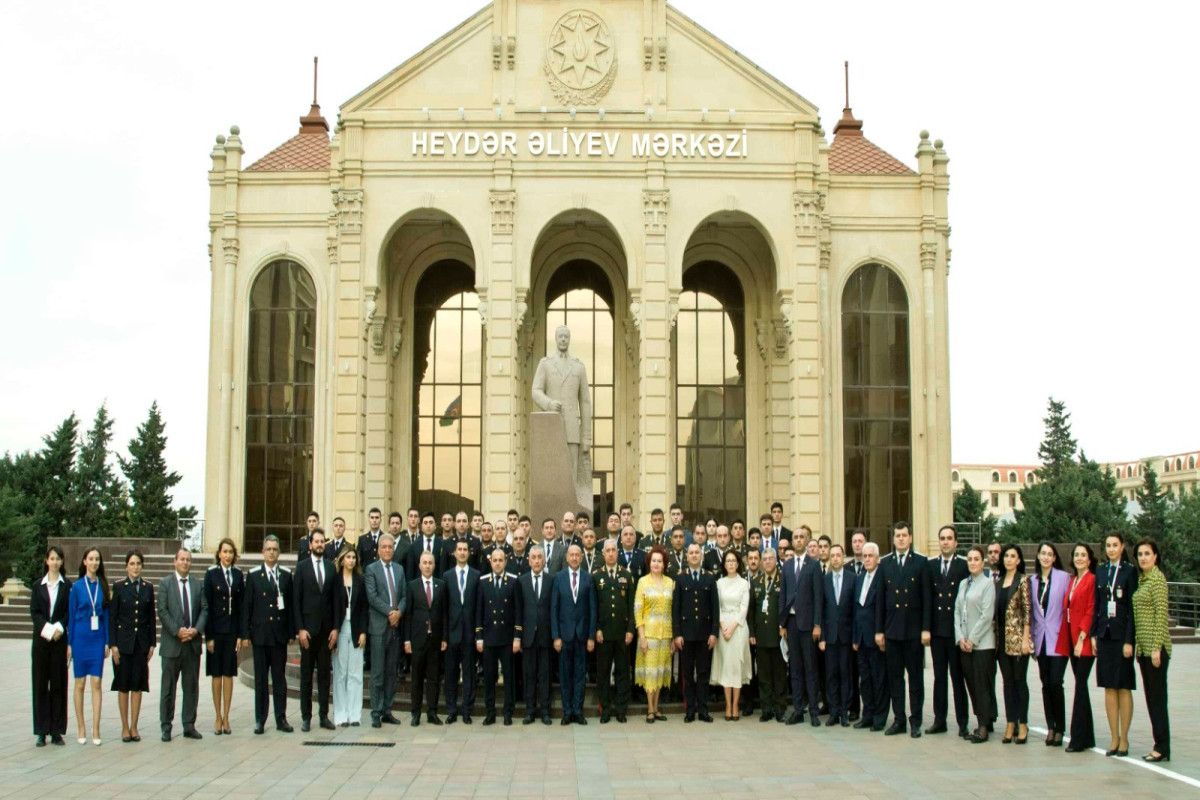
left=2, top=1, right=1196, bottom=514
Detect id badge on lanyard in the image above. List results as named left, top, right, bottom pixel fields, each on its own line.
left=86, top=579, right=100, bottom=630
left=1107, top=566, right=1119, bottom=618
left=761, top=579, right=772, bottom=613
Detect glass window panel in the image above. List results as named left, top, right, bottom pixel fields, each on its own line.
left=696, top=321, right=724, bottom=386
left=724, top=386, right=745, bottom=418
left=594, top=419, right=613, bottom=448
left=697, top=419, right=722, bottom=447
left=595, top=387, right=613, bottom=418
left=842, top=316, right=861, bottom=387
left=844, top=389, right=863, bottom=419
left=462, top=321, right=483, bottom=382
left=460, top=417, right=481, bottom=445
left=433, top=386, right=460, bottom=420
left=245, top=447, right=266, bottom=524
left=294, top=385, right=314, bottom=415
left=676, top=386, right=697, bottom=418
left=844, top=421, right=862, bottom=448
left=461, top=386, right=482, bottom=418
left=245, top=417, right=267, bottom=445
left=888, top=272, right=908, bottom=312
left=865, top=421, right=889, bottom=447
left=296, top=418, right=314, bottom=445
left=418, top=385, right=434, bottom=415
left=679, top=292, right=696, bottom=310
left=593, top=447, right=613, bottom=473
left=267, top=385, right=293, bottom=415
left=677, top=419, right=695, bottom=447
left=866, top=390, right=890, bottom=419
left=433, top=447, right=459, bottom=489
left=418, top=416, right=433, bottom=444
left=460, top=448, right=480, bottom=509
left=676, top=311, right=697, bottom=385
left=267, top=418, right=293, bottom=445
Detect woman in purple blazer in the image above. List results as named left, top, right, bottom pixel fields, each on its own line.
left=1029, top=542, right=1071, bottom=747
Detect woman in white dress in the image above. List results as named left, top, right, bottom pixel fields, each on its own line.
left=711, top=550, right=752, bottom=720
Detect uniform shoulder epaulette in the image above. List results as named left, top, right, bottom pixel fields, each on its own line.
left=277, top=566, right=291, bottom=574
left=207, top=564, right=221, bottom=571
left=954, top=554, right=967, bottom=561
left=504, top=571, right=518, bottom=579
left=249, top=566, right=263, bottom=574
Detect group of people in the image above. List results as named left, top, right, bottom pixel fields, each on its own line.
left=28, top=502, right=1173, bottom=765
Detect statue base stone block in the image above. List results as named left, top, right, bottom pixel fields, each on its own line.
left=529, top=411, right=588, bottom=530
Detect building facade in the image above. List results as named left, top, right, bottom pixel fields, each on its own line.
left=204, top=0, right=953, bottom=555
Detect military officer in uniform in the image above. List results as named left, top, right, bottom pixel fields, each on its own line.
left=665, top=528, right=688, bottom=578
left=673, top=543, right=720, bottom=723
left=110, top=550, right=156, bottom=743
left=240, top=535, right=295, bottom=734
left=925, top=524, right=970, bottom=737
left=475, top=549, right=519, bottom=725
left=593, top=540, right=635, bottom=723
left=876, top=521, right=931, bottom=738
left=748, top=548, right=787, bottom=722
left=531, top=325, right=592, bottom=507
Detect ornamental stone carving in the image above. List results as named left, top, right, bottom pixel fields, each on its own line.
left=334, top=188, right=363, bottom=234
left=920, top=242, right=938, bottom=270
left=368, top=315, right=387, bottom=356
left=543, top=9, right=617, bottom=106
left=793, top=191, right=825, bottom=236
left=390, top=317, right=404, bottom=360
left=643, top=189, right=669, bottom=235
left=489, top=189, right=515, bottom=236
left=221, top=237, right=239, bottom=266
left=754, top=319, right=770, bottom=362
left=772, top=317, right=789, bottom=358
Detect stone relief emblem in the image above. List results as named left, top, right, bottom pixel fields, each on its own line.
left=543, top=9, right=617, bottom=106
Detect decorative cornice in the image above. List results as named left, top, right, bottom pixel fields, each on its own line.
left=920, top=242, right=938, bottom=270
left=221, top=238, right=239, bottom=265
left=333, top=188, right=363, bottom=234
left=643, top=189, right=669, bottom=235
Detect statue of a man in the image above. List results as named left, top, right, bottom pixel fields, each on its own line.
left=532, top=325, right=592, bottom=507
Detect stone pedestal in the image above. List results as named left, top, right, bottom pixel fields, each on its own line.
left=529, top=412, right=588, bottom=532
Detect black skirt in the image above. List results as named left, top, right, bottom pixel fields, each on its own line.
left=206, top=634, right=239, bottom=677
left=110, top=649, right=150, bottom=693
left=1095, top=638, right=1136, bottom=690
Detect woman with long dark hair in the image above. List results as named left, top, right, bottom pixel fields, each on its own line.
left=1133, top=538, right=1170, bottom=762
left=109, top=550, right=155, bottom=743
left=1091, top=531, right=1136, bottom=757
left=1063, top=543, right=1096, bottom=752
left=204, top=538, right=243, bottom=735
left=331, top=545, right=369, bottom=727
left=995, top=543, right=1031, bottom=744
left=68, top=547, right=111, bottom=745
left=31, top=545, right=70, bottom=747
left=1029, top=543, right=1070, bottom=746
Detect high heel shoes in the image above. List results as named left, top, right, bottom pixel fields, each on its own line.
left=1002, top=723, right=1015, bottom=744
left=1144, top=752, right=1169, bottom=763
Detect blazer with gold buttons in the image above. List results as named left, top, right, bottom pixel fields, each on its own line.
left=109, top=577, right=156, bottom=655
left=875, top=551, right=931, bottom=641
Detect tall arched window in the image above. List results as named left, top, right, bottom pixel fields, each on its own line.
left=413, top=261, right=482, bottom=514
left=244, top=260, right=316, bottom=552
left=842, top=264, right=911, bottom=548
left=545, top=261, right=615, bottom=519
left=675, top=261, right=746, bottom=522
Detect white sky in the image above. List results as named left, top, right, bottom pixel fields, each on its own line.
left=2, top=1, right=1197, bottom=514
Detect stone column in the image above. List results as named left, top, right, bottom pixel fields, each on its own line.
left=787, top=188, right=824, bottom=533
left=211, top=126, right=241, bottom=550
left=635, top=163, right=672, bottom=516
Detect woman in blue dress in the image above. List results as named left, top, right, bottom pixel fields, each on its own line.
left=67, top=547, right=111, bottom=745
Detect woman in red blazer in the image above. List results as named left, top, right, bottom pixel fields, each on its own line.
left=1063, top=543, right=1097, bottom=752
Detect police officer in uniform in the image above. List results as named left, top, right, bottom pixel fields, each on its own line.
left=748, top=547, right=787, bottom=722
left=925, top=524, right=970, bottom=737
left=593, top=540, right=635, bottom=723
left=475, top=549, right=518, bottom=725
left=876, top=521, right=931, bottom=738
left=240, top=535, right=295, bottom=734
left=110, top=551, right=157, bottom=742
left=673, top=543, right=720, bottom=723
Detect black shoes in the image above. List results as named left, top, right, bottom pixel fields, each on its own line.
left=616, top=713, right=627, bottom=723
left=277, top=721, right=294, bottom=733
left=182, top=728, right=203, bottom=740
left=523, top=715, right=535, bottom=725
left=50, top=735, right=64, bottom=746
left=462, top=714, right=473, bottom=725
left=380, top=714, right=401, bottom=725
left=427, top=714, right=443, bottom=726
left=541, top=715, right=553, bottom=725
left=410, top=715, right=421, bottom=727
left=301, top=720, right=311, bottom=732
left=825, top=716, right=839, bottom=727
left=1065, top=742, right=1093, bottom=753
left=910, top=726, right=922, bottom=739
left=759, top=711, right=774, bottom=722
left=254, top=725, right=266, bottom=735
left=483, top=714, right=497, bottom=726
left=884, top=722, right=906, bottom=736
left=927, top=721, right=948, bottom=735
left=600, top=712, right=611, bottom=724
left=684, top=712, right=695, bottom=723
left=809, top=716, right=820, bottom=727
left=161, top=732, right=171, bottom=742
left=1144, top=753, right=1169, bottom=763
left=575, top=714, right=588, bottom=725
left=785, top=711, right=803, bottom=726
left=36, top=736, right=46, bottom=747
left=370, top=719, right=382, bottom=729
left=445, top=712, right=457, bottom=724
left=853, top=720, right=873, bottom=729
left=320, top=718, right=336, bottom=731
left=560, top=716, right=571, bottom=726
left=503, top=715, right=513, bottom=726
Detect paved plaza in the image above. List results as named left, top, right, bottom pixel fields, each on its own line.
left=2, top=638, right=1196, bottom=798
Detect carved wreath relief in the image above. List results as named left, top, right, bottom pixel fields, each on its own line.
left=544, top=9, right=617, bottom=106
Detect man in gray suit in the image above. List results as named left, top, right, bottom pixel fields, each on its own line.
left=532, top=325, right=592, bottom=507
left=158, top=548, right=207, bottom=741
left=539, top=518, right=567, bottom=577
left=364, top=533, right=406, bottom=727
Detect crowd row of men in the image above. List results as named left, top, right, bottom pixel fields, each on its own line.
left=250, top=502, right=978, bottom=739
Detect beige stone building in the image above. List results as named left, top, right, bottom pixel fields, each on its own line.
left=204, top=0, right=953, bottom=555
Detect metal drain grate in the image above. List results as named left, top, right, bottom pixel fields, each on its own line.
left=303, top=741, right=395, bottom=748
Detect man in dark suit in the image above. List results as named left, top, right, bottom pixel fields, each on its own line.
left=240, top=536, right=294, bottom=734
left=357, top=508, right=384, bottom=569
left=593, top=540, right=635, bottom=723
left=443, top=539, right=479, bottom=723
left=476, top=549, right=519, bottom=725
left=672, top=543, right=719, bottom=723
left=293, top=530, right=338, bottom=731
left=404, top=551, right=447, bottom=725
left=819, top=544, right=856, bottom=727
left=846, top=528, right=868, bottom=721
left=852, top=542, right=887, bottom=731
left=769, top=502, right=792, bottom=544
left=875, top=521, right=931, bottom=737
left=780, top=526, right=823, bottom=726
left=925, top=524, right=970, bottom=737
left=617, top=526, right=645, bottom=580
left=408, top=512, right=448, bottom=580
left=297, top=511, right=321, bottom=561
left=514, top=544, right=554, bottom=724
left=748, top=547, right=786, bottom=722
left=550, top=544, right=597, bottom=724
left=326, top=517, right=350, bottom=562
left=539, top=519, right=567, bottom=577
left=158, top=548, right=208, bottom=741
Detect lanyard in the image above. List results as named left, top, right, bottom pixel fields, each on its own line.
left=1038, top=572, right=1051, bottom=607
left=85, top=577, right=100, bottom=616
left=960, top=576, right=973, bottom=633
left=1108, top=563, right=1120, bottom=599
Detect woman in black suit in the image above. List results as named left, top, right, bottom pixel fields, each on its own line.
left=331, top=546, right=369, bottom=726
left=204, top=537, right=243, bottom=736
left=109, top=550, right=156, bottom=743
left=1091, top=531, right=1137, bottom=757
left=31, top=546, right=70, bottom=747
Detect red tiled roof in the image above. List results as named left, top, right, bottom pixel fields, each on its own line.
left=829, top=134, right=913, bottom=175
left=246, top=132, right=330, bottom=172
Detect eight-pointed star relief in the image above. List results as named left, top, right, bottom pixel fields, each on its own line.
left=544, top=9, right=617, bottom=104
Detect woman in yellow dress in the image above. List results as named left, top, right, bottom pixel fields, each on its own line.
left=635, top=545, right=675, bottom=723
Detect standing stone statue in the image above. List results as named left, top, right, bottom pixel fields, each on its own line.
left=532, top=325, right=592, bottom=508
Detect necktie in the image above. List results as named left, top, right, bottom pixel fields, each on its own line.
left=384, top=564, right=395, bottom=607
left=181, top=578, right=191, bottom=628
left=860, top=573, right=870, bottom=605
left=425, top=579, right=432, bottom=607
left=571, top=570, right=578, bottom=599
left=224, top=568, right=231, bottom=588
left=942, top=559, right=948, bottom=579
left=458, top=568, right=466, bottom=596
left=898, top=553, right=905, bottom=570
left=317, top=559, right=324, bottom=590
left=834, top=572, right=841, bottom=603
left=535, top=574, right=541, bottom=599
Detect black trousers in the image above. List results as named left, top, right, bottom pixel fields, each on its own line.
left=848, top=642, right=861, bottom=717
left=482, top=644, right=514, bottom=717
left=931, top=635, right=968, bottom=729
left=680, top=639, right=713, bottom=713
left=160, top=648, right=201, bottom=733
left=885, top=637, right=924, bottom=727
left=816, top=641, right=828, bottom=707
left=1068, top=654, right=1095, bottom=748
left=996, top=651, right=1029, bottom=724
left=252, top=643, right=288, bottom=725
left=32, top=638, right=68, bottom=735
left=824, top=642, right=852, bottom=718
left=410, top=642, right=441, bottom=716
left=743, top=641, right=759, bottom=711
left=755, top=641, right=787, bottom=715
left=444, top=640, right=476, bottom=715
left=1138, top=653, right=1170, bottom=758
left=596, top=636, right=631, bottom=714
left=299, top=636, right=332, bottom=721
left=523, top=644, right=552, bottom=717
left=857, top=645, right=888, bottom=726
left=960, top=648, right=995, bottom=730
left=786, top=624, right=819, bottom=715
left=1037, top=654, right=1068, bottom=732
